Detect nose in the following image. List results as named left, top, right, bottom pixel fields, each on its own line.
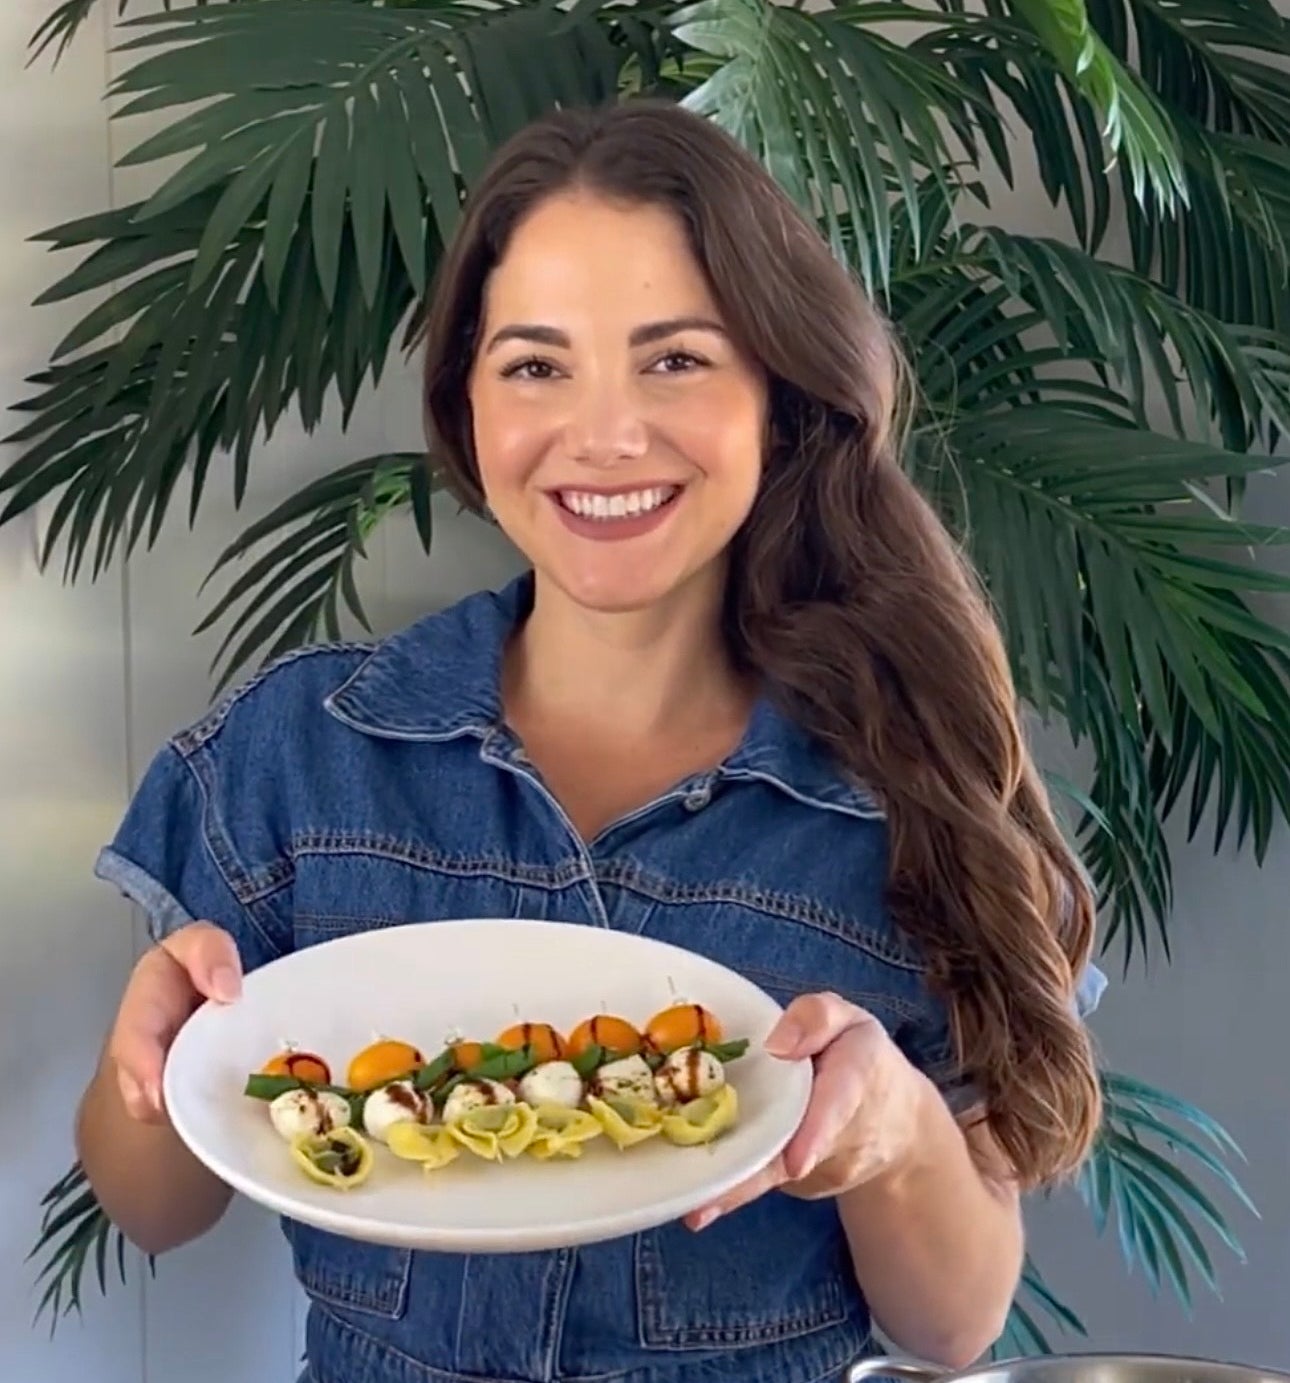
left=563, top=378, right=648, bottom=467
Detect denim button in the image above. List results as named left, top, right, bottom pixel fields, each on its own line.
left=683, top=784, right=712, bottom=811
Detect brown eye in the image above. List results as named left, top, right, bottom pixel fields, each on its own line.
left=500, top=357, right=560, bottom=381
left=650, top=351, right=705, bottom=374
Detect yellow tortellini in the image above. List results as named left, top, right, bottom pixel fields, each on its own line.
left=385, top=1122, right=462, bottom=1171
left=586, top=1095, right=665, bottom=1149
left=289, top=1127, right=374, bottom=1189
left=447, top=1101, right=539, bottom=1161
left=527, top=1104, right=604, bottom=1160
left=660, top=1084, right=738, bottom=1146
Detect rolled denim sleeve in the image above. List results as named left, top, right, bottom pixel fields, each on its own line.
left=94, top=741, right=290, bottom=975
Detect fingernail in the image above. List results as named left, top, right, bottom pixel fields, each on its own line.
left=210, top=966, right=241, bottom=1003
left=764, top=1022, right=801, bottom=1057
left=145, top=1081, right=163, bottom=1113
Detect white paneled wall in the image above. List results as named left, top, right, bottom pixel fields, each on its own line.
left=3, top=2, right=1290, bottom=1380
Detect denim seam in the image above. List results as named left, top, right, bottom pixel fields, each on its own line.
left=295, top=1249, right=412, bottom=1319
left=717, top=767, right=885, bottom=822
left=172, top=641, right=376, bottom=755
left=181, top=746, right=291, bottom=960
left=540, top=1248, right=577, bottom=1383
left=289, top=834, right=916, bottom=970
left=561, top=1348, right=869, bottom=1383
left=596, top=861, right=919, bottom=971
left=313, top=1304, right=534, bottom=1383
left=310, top=1302, right=867, bottom=1383
left=291, top=832, right=590, bottom=890
left=741, top=966, right=923, bottom=1024
left=633, top=1234, right=847, bottom=1349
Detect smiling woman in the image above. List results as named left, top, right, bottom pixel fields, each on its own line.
left=78, top=99, right=1103, bottom=1383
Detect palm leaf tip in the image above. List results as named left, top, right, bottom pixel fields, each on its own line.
left=1078, top=1072, right=1257, bottom=1309
left=1008, top=0, right=1188, bottom=212
left=27, top=1161, right=144, bottom=1334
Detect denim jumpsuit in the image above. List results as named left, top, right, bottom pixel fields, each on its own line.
left=96, top=572, right=1105, bottom=1383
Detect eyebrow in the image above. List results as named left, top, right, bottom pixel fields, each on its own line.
left=483, top=316, right=728, bottom=353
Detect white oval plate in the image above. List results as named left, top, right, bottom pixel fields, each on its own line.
left=163, top=918, right=813, bottom=1253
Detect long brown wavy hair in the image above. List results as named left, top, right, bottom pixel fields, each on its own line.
left=418, top=100, right=1102, bottom=1189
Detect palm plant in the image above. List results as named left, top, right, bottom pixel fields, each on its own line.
left=11, top=0, right=1290, bottom=1351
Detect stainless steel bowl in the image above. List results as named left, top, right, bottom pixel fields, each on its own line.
left=849, top=1356, right=1290, bottom=1383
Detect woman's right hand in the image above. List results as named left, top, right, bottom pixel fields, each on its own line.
left=109, top=921, right=243, bottom=1123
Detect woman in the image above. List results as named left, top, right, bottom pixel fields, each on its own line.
left=78, top=101, right=1105, bottom=1383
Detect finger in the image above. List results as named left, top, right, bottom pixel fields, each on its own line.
left=161, top=921, right=243, bottom=1004
left=110, top=943, right=200, bottom=1118
left=778, top=1031, right=872, bottom=1179
left=111, top=987, right=182, bottom=1121
left=764, top=991, right=871, bottom=1059
left=684, top=1155, right=789, bottom=1231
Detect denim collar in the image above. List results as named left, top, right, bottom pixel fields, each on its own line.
left=324, top=572, right=883, bottom=821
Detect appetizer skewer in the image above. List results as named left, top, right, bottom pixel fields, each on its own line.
left=244, top=1003, right=751, bottom=1189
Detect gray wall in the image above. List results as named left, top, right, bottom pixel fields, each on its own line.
left=1, top=1, right=1287, bottom=1379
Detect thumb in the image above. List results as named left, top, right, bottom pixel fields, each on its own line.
left=160, top=920, right=243, bottom=1005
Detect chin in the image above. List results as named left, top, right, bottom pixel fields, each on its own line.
left=547, top=557, right=708, bottom=616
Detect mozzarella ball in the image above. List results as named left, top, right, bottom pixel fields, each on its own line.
left=654, top=1047, right=726, bottom=1106
left=268, top=1089, right=351, bottom=1141
left=518, top=1060, right=584, bottom=1109
left=362, top=1081, right=430, bottom=1143
left=591, top=1054, right=657, bottom=1105
left=442, top=1077, right=514, bottom=1126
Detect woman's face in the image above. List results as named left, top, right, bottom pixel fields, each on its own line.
left=467, top=191, right=768, bottom=615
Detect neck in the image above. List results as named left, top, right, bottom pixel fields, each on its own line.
left=503, top=568, right=750, bottom=739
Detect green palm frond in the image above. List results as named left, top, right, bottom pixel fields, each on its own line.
left=940, top=407, right=1290, bottom=727
left=1008, top=0, right=1189, bottom=210
left=954, top=225, right=1290, bottom=449
left=108, top=0, right=624, bottom=304
left=668, top=0, right=997, bottom=290
left=196, top=454, right=435, bottom=691
left=920, top=405, right=1290, bottom=964
left=26, top=1161, right=151, bottom=1334
left=1091, top=0, right=1290, bottom=326
left=1092, top=0, right=1290, bottom=143
left=27, top=0, right=204, bottom=66
left=1081, top=1071, right=1257, bottom=1306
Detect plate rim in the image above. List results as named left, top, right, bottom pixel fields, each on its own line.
left=162, top=917, right=814, bottom=1252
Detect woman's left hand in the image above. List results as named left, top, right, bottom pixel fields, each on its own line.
left=684, top=991, right=930, bottom=1231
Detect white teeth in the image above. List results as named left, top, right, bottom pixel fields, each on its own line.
left=560, top=486, right=676, bottom=520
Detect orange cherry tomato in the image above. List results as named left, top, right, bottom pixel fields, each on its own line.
left=495, top=1022, right=567, bottom=1064
left=566, top=1015, right=642, bottom=1059
left=451, top=1040, right=485, bottom=1071
left=346, top=1039, right=424, bottom=1092
left=261, top=1050, right=331, bottom=1085
left=644, top=1004, right=722, bottom=1054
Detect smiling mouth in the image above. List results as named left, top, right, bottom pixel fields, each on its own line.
left=553, top=485, right=682, bottom=522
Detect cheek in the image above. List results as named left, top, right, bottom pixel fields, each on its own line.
left=470, top=391, right=547, bottom=495
left=669, top=389, right=765, bottom=494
